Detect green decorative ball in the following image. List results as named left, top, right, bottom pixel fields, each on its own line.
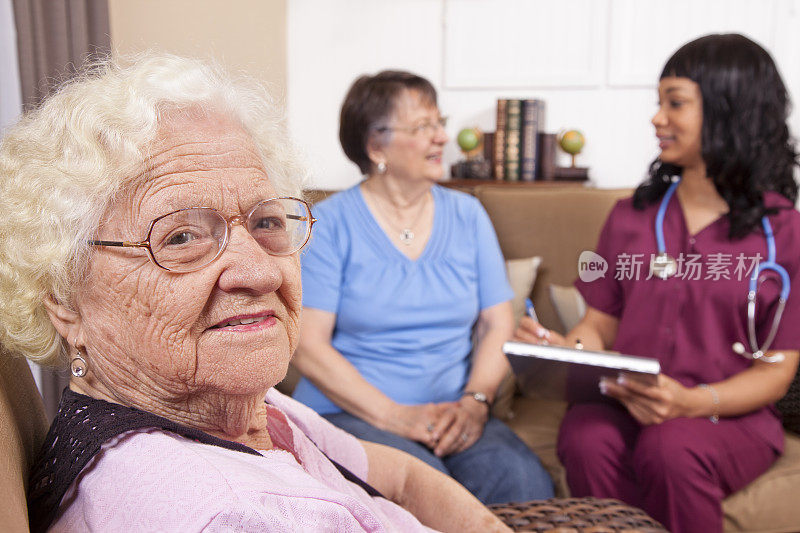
left=457, top=128, right=481, bottom=152
left=559, top=130, right=585, bottom=155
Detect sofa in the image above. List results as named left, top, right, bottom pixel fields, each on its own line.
left=2, top=185, right=795, bottom=531
left=281, top=183, right=800, bottom=533
left=0, top=354, right=49, bottom=532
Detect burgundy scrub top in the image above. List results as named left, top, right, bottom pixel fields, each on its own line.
left=576, top=192, right=800, bottom=453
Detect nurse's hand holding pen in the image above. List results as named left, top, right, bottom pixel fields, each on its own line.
left=513, top=298, right=567, bottom=347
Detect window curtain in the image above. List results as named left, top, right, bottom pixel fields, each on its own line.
left=11, top=0, right=110, bottom=419
left=13, top=0, right=110, bottom=110
left=0, top=0, right=23, bottom=130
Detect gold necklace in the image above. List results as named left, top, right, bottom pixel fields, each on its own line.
left=367, top=188, right=431, bottom=246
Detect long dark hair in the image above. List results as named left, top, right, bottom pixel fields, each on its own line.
left=633, top=33, right=798, bottom=239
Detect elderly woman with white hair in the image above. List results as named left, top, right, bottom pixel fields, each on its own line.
left=0, top=54, right=509, bottom=532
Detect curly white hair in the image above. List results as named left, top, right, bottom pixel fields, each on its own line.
left=0, top=53, right=308, bottom=366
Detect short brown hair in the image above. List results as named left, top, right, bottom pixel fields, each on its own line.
left=339, top=70, right=438, bottom=175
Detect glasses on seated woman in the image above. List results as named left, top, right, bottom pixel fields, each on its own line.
left=89, top=197, right=316, bottom=272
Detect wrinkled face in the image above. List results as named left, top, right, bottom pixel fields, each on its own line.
left=652, top=76, right=704, bottom=169
left=73, top=111, right=302, bottom=402
left=376, top=89, right=448, bottom=182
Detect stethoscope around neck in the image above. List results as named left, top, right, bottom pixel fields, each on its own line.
left=650, top=178, right=790, bottom=363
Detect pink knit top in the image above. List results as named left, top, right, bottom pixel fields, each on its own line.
left=50, top=389, right=436, bottom=532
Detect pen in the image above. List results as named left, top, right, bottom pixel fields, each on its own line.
left=524, top=298, right=539, bottom=323
left=525, top=297, right=550, bottom=343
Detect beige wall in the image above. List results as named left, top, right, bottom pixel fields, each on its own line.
left=108, top=0, right=286, bottom=99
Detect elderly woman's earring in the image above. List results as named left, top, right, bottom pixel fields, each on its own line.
left=377, top=161, right=387, bottom=174
left=70, top=349, right=88, bottom=378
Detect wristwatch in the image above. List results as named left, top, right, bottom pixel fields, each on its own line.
left=463, top=391, right=491, bottom=409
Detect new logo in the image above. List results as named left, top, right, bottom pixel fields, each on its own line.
left=578, top=251, right=608, bottom=282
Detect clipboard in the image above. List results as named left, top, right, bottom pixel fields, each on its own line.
left=503, top=341, right=661, bottom=403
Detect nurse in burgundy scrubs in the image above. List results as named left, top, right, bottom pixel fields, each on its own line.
left=515, top=33, right=800, bottom=533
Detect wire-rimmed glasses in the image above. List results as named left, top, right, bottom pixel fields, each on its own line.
left=89, top=197, right=316, bottom=273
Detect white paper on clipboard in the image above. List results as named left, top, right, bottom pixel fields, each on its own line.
left=503, top=341, right=661, bottom=403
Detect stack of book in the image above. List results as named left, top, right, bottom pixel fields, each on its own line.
left=493, top=99, right=546, bottom=181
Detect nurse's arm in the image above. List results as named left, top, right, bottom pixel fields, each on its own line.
left=685, top=349, right=799, bottom=418
left=565, top=306, right=620, bottom=351
left=607, top=349, right=799, bottom=422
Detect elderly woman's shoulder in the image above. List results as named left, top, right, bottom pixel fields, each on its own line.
left=56, top=429, right=251, bottom=529
left=56, top=425, right=381, bottom=531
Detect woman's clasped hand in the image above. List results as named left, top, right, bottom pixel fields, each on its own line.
left=389, top=399, right=487, bottom=455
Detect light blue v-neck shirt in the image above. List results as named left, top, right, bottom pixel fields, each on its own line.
left=293, top=184, right=513, bottom=414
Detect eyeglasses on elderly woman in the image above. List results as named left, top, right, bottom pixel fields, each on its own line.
left=89, top=196, right=316, bottom=273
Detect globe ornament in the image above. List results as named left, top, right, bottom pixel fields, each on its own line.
left=558, top=129, right=585, bottom=167
left=456, top=127, right=483, bottom=160
left=451, top=126, right=490, bottom=179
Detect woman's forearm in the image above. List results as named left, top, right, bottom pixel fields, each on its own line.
left=294, top=308, right=403, bottom=429
left=685, top=350, right=799, bottom=419
left=399, top=459, right=510, bottom=532
left=566, top=307, right=619, bottom=351
left=465, top=302, right=514, bottom=402
left=362, top=441, right=510, bottom=532
left=564, top=323, right=606, bottom=351
left=293, top=341, right=397, bottom=428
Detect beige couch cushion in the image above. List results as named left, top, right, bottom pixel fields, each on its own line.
left=549, top=284, right=586, bottom=333
left=506, top=256, right=541, bottom=322
left=506, top=396, right=569, bottom=497
left=722, top=432, right=800, bottom=532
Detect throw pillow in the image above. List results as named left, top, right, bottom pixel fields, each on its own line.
left=549, top=284, right=587, bottom=333
left=507, top=256, right=542, bottom=322
left=492, top=256, right=542, bottom=420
